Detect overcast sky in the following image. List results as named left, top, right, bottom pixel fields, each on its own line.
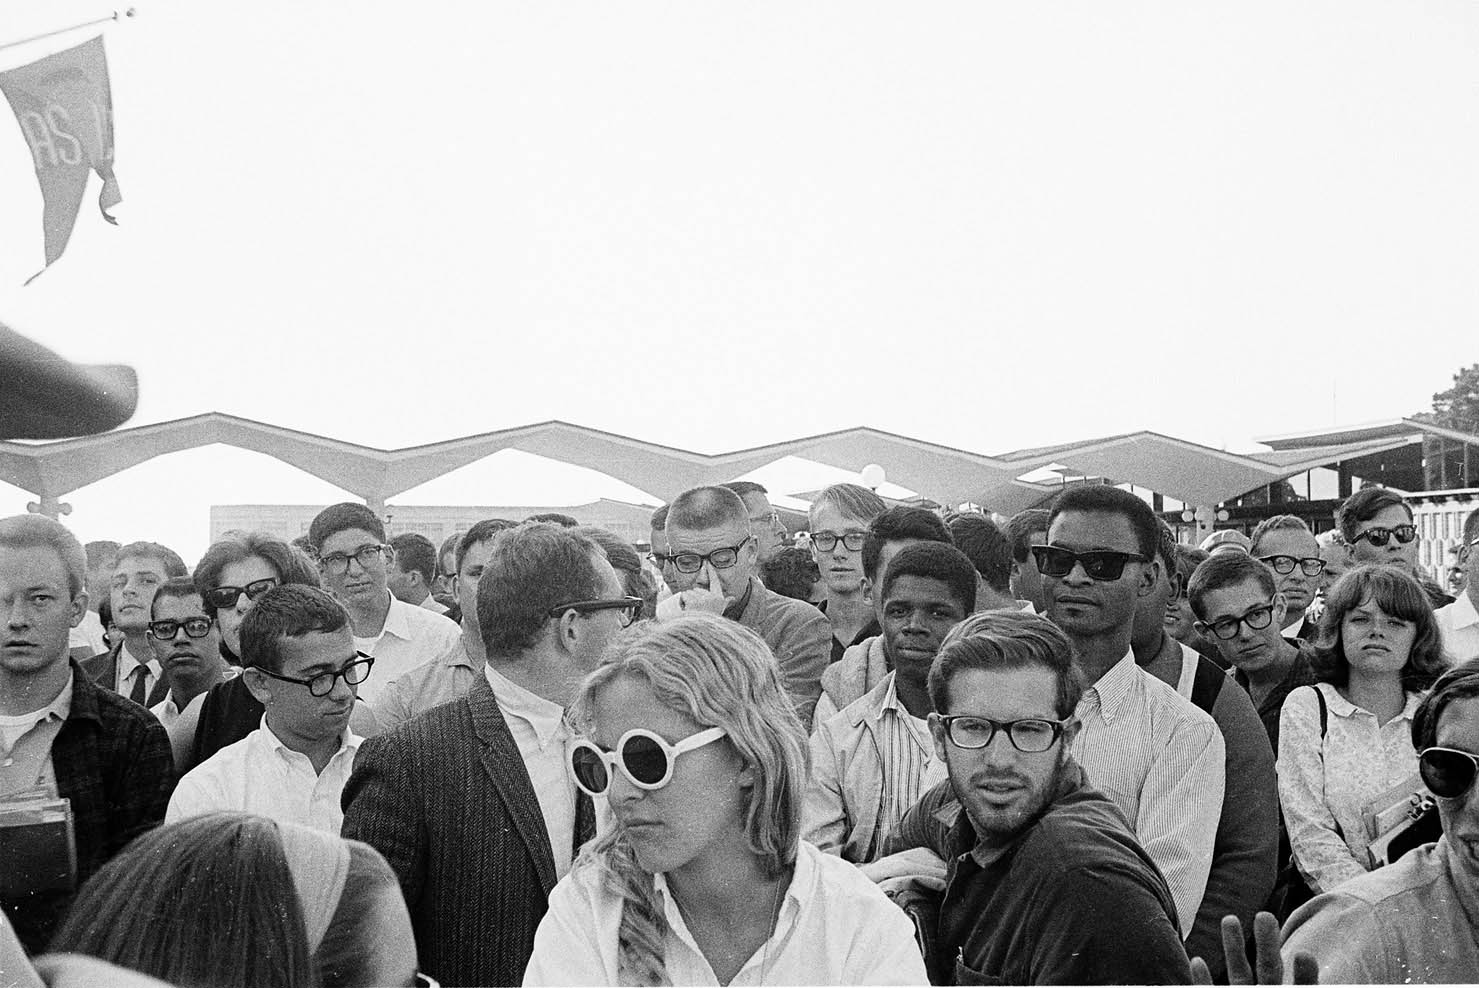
left=1, top=1, right=1475, bottom=562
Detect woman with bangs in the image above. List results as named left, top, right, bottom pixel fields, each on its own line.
left=522, top=614, right=926, bottom=987
left=1278, top=564, right=1448, bottom=893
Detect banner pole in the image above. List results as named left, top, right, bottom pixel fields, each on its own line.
left=0, top=8, right=134, bottom=55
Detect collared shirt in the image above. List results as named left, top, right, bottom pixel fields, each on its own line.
left=116, top=644, right=161, bottom=702
left=419, top=595, right=450, bottom=615
left=1281, top=837, right=1479, bottom=983
left=151, top=669, right=239, bottom=730
left=1435, top=591, right=1479, bottom=666
left=368, top=632, right=479, bottom=732
left=1070, top=650, right=1225, bottom=937
left=352, top=592, right=462, bottom=704
left=884, top=768, right=1190, bottom=985
left=523, top=839, right=927, bottom=986
left=874, top=673, right=945, bottom=852
left=1277, top=683, right=1423, bottom=893
left=165, top=716, right=362, bottom=833
left=0, top=672, right=74, bottom=796
left=484, top=663, right=577, bottom=880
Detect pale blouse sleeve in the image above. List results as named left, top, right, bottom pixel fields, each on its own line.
left=1277, top=685, right=1366, bottom=893
left=522, top=868, right=616, bottom=987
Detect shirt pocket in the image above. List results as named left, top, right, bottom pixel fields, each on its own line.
left=954, top=956, right=1005, bottom=986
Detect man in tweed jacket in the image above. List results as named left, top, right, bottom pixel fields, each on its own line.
left=342, top=524, right=627, bottom=987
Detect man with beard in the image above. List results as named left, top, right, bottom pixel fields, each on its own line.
left=885, top=610, right=1190, bottom=984
left=1250, top=515, right=1324, bottom=640
left=144, top=578, right=230, bottom=727
left=804, top=542, right=977, bottom=862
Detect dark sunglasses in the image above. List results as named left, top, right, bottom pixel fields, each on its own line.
left=146, top=617, right=213, bottom=640
left=1419, top=746, right=1479, bottom=800
left=1353, top=524, right=1418, bottom=548
left=1257, top=555, right=1326, bottom=577
left=1031, top=545, right=1147, bottom=581
left=570, top=727, right=727, bottom=796
left=203, top=577, right=280, bottom=610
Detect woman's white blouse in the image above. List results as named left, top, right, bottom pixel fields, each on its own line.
left=1277, top=683, right=1423, bottom=893
left=523, top=840, right=928, bottom=986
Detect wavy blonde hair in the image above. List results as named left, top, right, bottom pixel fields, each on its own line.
left=567, top=613, right=808, bottom=986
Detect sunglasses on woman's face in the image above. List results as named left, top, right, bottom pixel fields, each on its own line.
left=1419, top=746, right=1479, bottom=800
left=570, top=727, right=727, bottom=796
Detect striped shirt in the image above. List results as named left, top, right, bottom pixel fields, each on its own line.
left=874, top=675, right=947, bottom=852
left=1070, top=650, right=1225, bottom=939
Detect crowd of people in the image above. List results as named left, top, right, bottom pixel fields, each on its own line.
left=2, top=478, right=1478, bottom=986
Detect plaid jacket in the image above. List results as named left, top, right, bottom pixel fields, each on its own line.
left=3, top=662, right=176, bottom=953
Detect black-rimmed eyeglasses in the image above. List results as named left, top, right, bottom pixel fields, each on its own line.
left=252, top=653, right=375, bottom=697
left=1201, top=604, right=1276, bottom=640
left=937, top=714, right=1070, bottom=753
left=810, top=531, right=866, bottom=553
left=670, top=537, right=752, bottom=574
left=1257, top=555, right=1326, bottom=577
left=147, top=617, right=213, bottom=640
left=547, top=597, right=644, bottom=628
left=318, top=544, right=389, bottom=575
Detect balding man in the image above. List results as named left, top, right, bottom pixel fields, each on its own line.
left=663, top=485, right=830, bottom=726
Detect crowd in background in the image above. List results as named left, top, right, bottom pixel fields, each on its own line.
left=3, top=478, right=1479, bottom=986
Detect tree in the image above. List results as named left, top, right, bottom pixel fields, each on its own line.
left=1416, top=364, right=1479, bottom=489
left=1424, top=363, right=1479, bottom=432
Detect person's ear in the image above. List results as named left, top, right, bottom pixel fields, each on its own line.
left=927, top=711, right=950, bottom=761
left=1137, top=557, right=1161, bottom=597
left=735, top=757, right=757, bottom=789
left=1273, top=592, right=1288, bottom=626
left=242, top=667, right=274, bottom=705
left=555, top=608, right=581, bottom=653
left=861, top=575, right=875, bottom=605
left=68, top=590, right=87, bottom=630
left=1060, top=716, right=1082, bottom=749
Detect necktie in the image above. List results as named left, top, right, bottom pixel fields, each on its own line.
left=573, top=789, right=596, bottom=853
left=129, top=666, right=148, bottom=705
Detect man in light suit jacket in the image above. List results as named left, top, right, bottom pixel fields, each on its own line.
left=341, top=523, right=635, bottom=988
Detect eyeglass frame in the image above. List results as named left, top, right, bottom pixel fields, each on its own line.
left=1352, top=524, right=1418, bottom=548
left=1030, top=545, right=1149, bottom=582
left=1198, top=602, right=1277, bottom=640
left=146, top=616, right=214, bottom=640
left=933, top=714, right=1072, bottom=753
left=317, top=543, right=391, bottom=575
left=203, top=577, right=281, bottom=610
left=250, top=652, right=375, bottom=697
left=1256, top=555, right=1326, bottom=577
left=546, top=596, right=644, bottom=628
left=1419, top=745, right=1479, bottom=800
left=810, top=531, right=867, bottom=553
left=570, top=726, right=728, bottom=796
left=668, top=536, right=753, bottom=575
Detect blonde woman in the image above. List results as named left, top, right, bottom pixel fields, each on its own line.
left=523, top=614, right=926, bottom=986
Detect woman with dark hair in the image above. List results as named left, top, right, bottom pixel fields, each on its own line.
left=46, top=813, right=419, bottom=988
left=523, top=615, right=925, bottom=986
left=1278, top=565, right=1448, bottom=893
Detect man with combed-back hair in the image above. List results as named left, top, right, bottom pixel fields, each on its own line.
left=0, top=515, right=175, bottom=953
left=947, top=513, right=1021, bottom=612
left=81, top=539, right=189, bottom=707
left=1250, top=515, right=1323, bottom=640
left=661, top=486, right=830, bottom=727
left=342, top=522, right=634, bottom=987
left=387, top=532, right=447, bottom=614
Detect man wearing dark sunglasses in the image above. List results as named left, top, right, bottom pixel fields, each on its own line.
left=1037, top=485, right=1224, bottom=943
left=144, top=578, right=230, bottom=727
left=661, top=486, right=829, bottom=727
left=1338, top=487, right=1453, bottom=609
left=343, top=523, right=624, bottom=988
left=1279, top=661, right=1479, bottom=982
left=166, top=585, right=365, bottom=834
left=1435, top=506, right=1479, bottom=665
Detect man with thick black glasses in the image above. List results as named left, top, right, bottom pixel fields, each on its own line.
left=343, top=523, right=627, bottom=987
left=1279, top=661, right=1479, bottom=981
left=144, top=577, right=230, bottom=728
left=1034, top=484, right=1224, bottom=944
left=661, top=485, right=829, bottom=726
left=166, top=584, right=365, bottom=833
left=1250, top=515, right=1325, bottom=640
left=1338, top=487, right=1453, bottom=609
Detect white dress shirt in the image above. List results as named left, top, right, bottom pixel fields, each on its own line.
left=352, top=592, right=461, bottom=704
left=1435, top=592, right=1479, bottom=666
left=165, top=716, right=362, bottom=833
left=523, top=839, right=929, bottom=986
left=484, top=663, right=579, bottom=879
left=1277, top=683, right=1423, bottom=893
left=1069, top=650, right=1225, bottom=938
left=418, top=595, right=450, bottom=615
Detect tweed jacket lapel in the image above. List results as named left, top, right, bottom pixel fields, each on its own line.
left=466, top=675, right=559, bottom=894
